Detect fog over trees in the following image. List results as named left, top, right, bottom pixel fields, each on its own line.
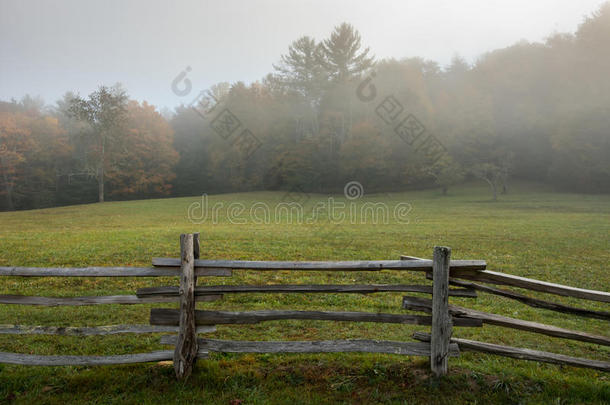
left=1, top=3, right=609, bottom=210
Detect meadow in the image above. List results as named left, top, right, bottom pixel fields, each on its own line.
left=0, top=182, right=608, bottom=404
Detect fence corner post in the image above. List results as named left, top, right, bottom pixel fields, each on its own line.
left=431, top=246, right=452, bottom=377
left=174, top=233, right=198, bottom=380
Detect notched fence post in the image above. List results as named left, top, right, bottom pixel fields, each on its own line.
left=174, top=233, right=198, bottom=380
left=431, top=246, right=452, bottom=377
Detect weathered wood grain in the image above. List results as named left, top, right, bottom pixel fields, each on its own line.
left=160, top=336, right=460, bottom=357
left=193, top=232, right=200, bottom=285
left=152, top=258, right=486, bottom=272
left=0, top=324, right=216, bottom=336
left=0, top=350, right=208, bottom=366
left=454, top=270, right=610, bottom=303
left=400, top=255, right=426, bottom=261
left=174, top=233, right=198, bottom=380
left=412, top=332, right=610, bottom=372
left=402, top=296, right=610, bottom=346
left=150, top=308, right=482, bottom=327
left=0, top=266, right=176, bottom=277
left=137, top=284, right=477, bottom=298
left=196, top=268, right=232, bottom=276
left=431, top=246, right=452, bottom=376
left=0, top=294, right=221, bottom=306
left=0, top=266, right=231, bottom=277
left=445, top=278, right=610, bottom=321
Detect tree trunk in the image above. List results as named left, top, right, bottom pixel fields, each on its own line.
left=0, top=156, right=15, bottom=211
left=482, top=177, right=497, bottom=201
left=2, top=181, right=14, bottom=211
left=98, top=166, right=104, bottom=203
left=98, top=135, right=105, bottom=203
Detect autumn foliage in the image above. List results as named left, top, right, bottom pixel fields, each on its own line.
left=106, top=101, right=178, bottom=197
left=0, top=96, right=179, bottom=210
left=0, top=106, right=70, bottom=210
left=2, top=6, right=610, bottom=210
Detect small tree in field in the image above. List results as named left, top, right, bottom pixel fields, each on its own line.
left=469, top=150, right=512, bottom=201
left=461, top=130, right=513, bottom=201
left=67, top=85, right=128, bottom=202
left=424, top=155, right=465, bottom=195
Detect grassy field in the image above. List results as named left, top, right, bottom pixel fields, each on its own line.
left=0, top=182, right=608, bottom=404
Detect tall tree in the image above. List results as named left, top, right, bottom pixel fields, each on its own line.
left=67, top=84, right=128, bottom=202
left=318, top=23, right=375, bottom=83
left=0, top=99, right=70, bottom=210
left=107, top=101, right=178, bottom=197
left=274, top=36, right=327, bottom=104
left=0, top=110, right=31, bottom=210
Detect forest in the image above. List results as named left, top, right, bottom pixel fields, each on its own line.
left=1, top=3, right=608, bottom=211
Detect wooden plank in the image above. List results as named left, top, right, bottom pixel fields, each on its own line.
left=0, top=266, right=176, bottom=277
left=0, top=350, right=208, bottom=366
left=446, top=278, right=610, bottom=321
left=137, top=284, right=477, bottom=298
left=0, top=266, right=231, bottom=277
left=412, top=332, right=610, bottom=372
left=0, top=324, right=216, bottom=336
left=431, top=246, right=452, bottom=377
left=454, top=270, right=610, bottom=303
left=0, top=294, right=222, bottom=306
left=402, top=296, right=610, bottom=346
left=174, top=234, right=198, bottom=380
left=158, top=267, right=233, bottom=277
left=152, top=258, right=486, bottom=272
left=150, top=308, right=482, bottom=327
left=196, top=268, right=232, bottom=276
left=400, top=255, right=426, bottom=261
left=160, top=336, right=460, bottom=357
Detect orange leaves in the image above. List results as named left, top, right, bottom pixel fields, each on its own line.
left=104, top=101, right=178, bottom=197
left=0, top=111, right=34, bottom=192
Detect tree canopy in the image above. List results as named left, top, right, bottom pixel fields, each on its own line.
left=1, top=4, right=609, bottom=210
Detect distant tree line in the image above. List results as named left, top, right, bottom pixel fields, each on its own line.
left=1, top=4, right=609, bottom=210
left=0, top=89, right=177, bottom=210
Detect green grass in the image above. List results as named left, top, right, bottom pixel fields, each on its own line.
left=0, top=181, right=609, bottom=404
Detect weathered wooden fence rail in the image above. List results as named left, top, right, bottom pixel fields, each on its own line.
left=0, top=233, right=608, bottom=379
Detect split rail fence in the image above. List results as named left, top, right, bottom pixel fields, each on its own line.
left=0, top=233, right=608, bottom=379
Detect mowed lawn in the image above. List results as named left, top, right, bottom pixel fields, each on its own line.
left=0, top=182, right=608, bottom=404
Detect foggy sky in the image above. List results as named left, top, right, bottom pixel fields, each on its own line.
left=0, top=0, right=606, bottom=110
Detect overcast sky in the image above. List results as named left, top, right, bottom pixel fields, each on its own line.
left=0, top=0, right=606, bottom=110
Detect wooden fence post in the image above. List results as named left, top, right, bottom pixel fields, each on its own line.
left=431, top=246, right=452, bottom=377
left=174, top=233, right=198, bottom=380
left=193, top=232, right=200, bottom=285
left=193, top=232, right=200, bottom=260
